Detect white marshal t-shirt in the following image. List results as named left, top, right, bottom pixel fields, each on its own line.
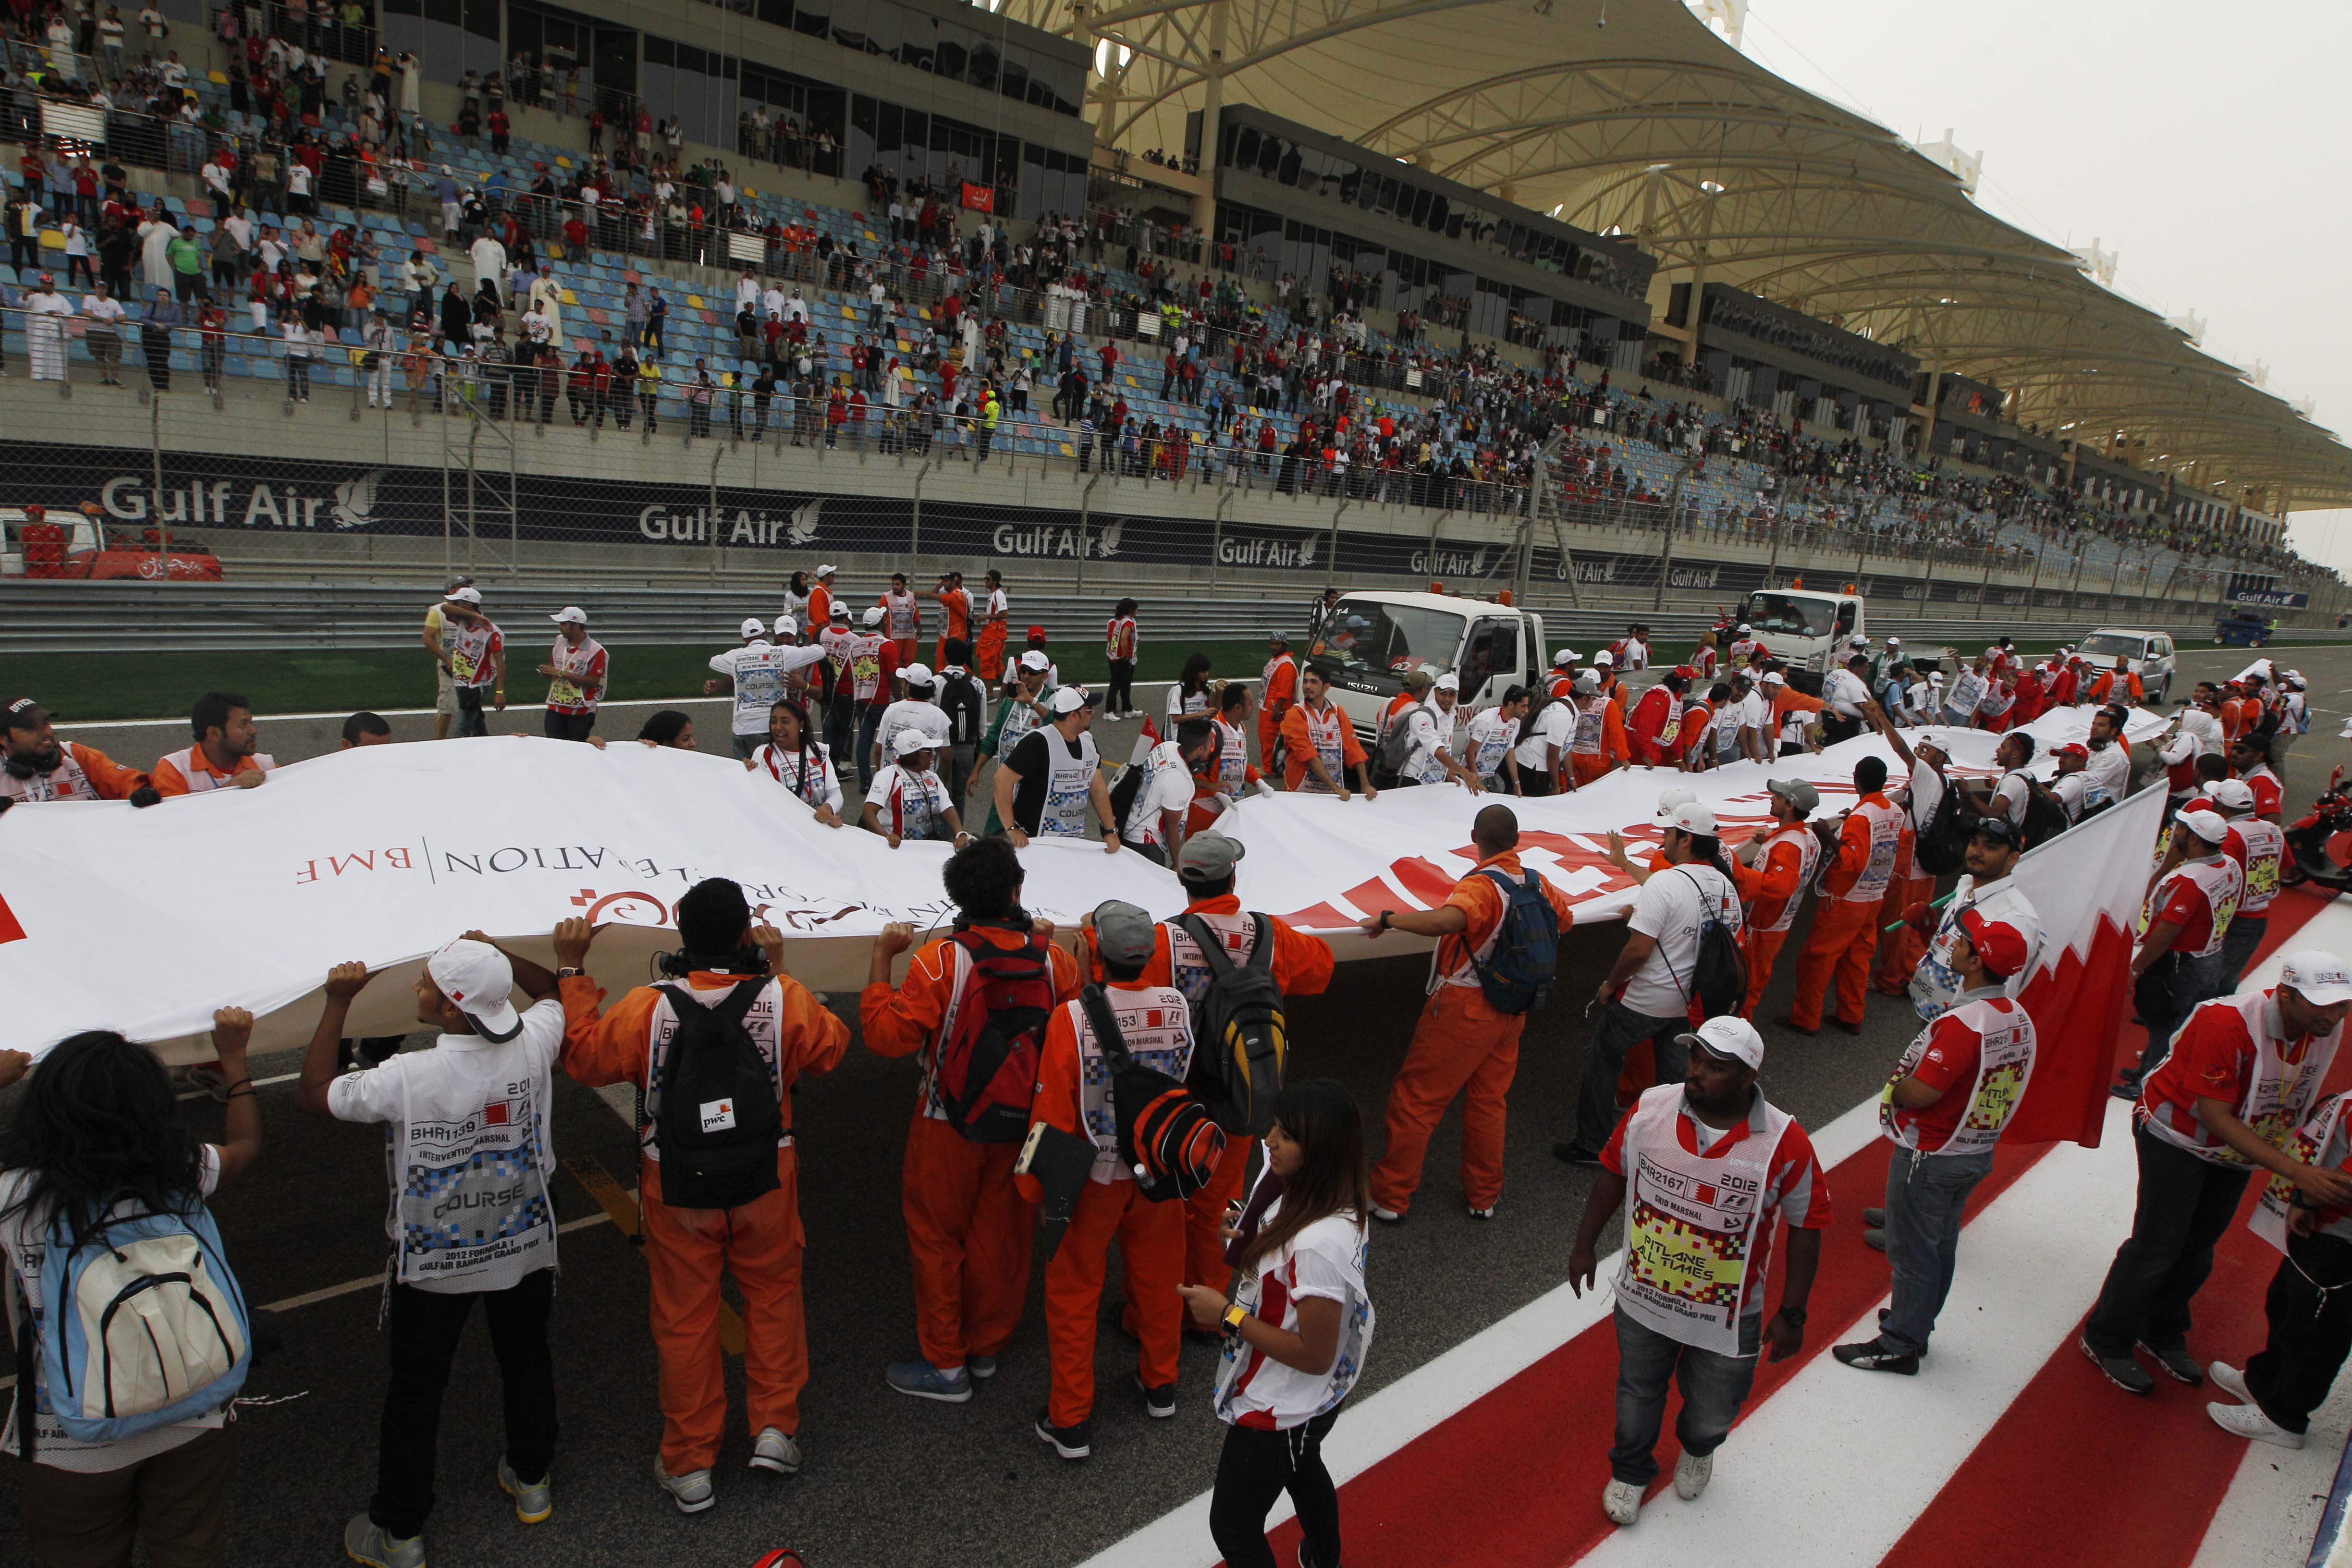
left=327, top=997, right=565, bottom=1294
left=1618, top=862, right=1743, bottom=1020
left=1212, top=1193, right=1373, bottom=1432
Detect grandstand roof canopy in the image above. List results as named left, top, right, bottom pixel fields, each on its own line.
left=1016, top=0, right=2352, bottom=509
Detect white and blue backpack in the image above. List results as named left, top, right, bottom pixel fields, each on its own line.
left=12, top=1201, right=250, bottom=1457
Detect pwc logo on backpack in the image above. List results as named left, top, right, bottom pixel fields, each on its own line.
left=701, top=1098, right=737, bottom=1133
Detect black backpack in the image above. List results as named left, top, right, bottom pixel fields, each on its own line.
left=1177, top=914, right=1288, bottom=1136
left=651, top=981, right=784, bottom=1210
left=1666, top=868, right=1750, bottom=1020
left=2013, top=771, right=2071, bottom=851
left=1911, top=777, right=1969, bottom=876
left=938, top=672, right=985, bottom=746
left=1078, top=986, right=1225, bottom=1203
left=1465, top=869, right=1561, bottom=1015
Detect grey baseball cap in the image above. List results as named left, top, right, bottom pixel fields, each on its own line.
left=1176, top=833, right=1247, bottom=882
left=1091, top=900, right=1158, bottom=967
left=1766, top=778, right=1821, bottom=817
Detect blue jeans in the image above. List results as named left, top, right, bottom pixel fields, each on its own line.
left=1575, top=1001, right=1689, bottom=1153
left=822, top=691, right=856, bottom=772
left=2132, top=950, right=2227, bottom=1078
left=1609, top=1306, right=1760, bottom=1486
left=855, top=705, right=884, bottom=789
left=2219, top=912, right=2268, bottom=995
left=1879, top=1145, right=1996, bottom=1356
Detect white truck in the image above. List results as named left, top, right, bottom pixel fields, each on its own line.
left=1306, top=590, right=1552, bottom=746
left=1735, top=586, right=1868, bottom=695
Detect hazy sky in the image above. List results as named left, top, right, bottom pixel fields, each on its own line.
left=1720, top=0, right=2352, bottom=573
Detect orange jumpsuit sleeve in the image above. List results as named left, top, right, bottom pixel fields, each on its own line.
left=1270, top=918, right=1337, bottom=996
left=1014, top=1004, right=1085, bottom=1204
left=1602, top=702, right=1629, bottom=765
left=67, top=743, right=151, bottom=798
left=1775, top=688, right=1825, bottom=721
left=148, top=753, right=194, bottom=796
left=858, top=939, right=956, bottom=1060
left=1266, top=661, right=1297, bottom=708
left=771, top=976, right=850, bottom=1119
left=1279, top=706, right=1316, bottom=787
left=558, top=977, right=656, bottom=1088
left=1340, top=722, right=1367, bottom=768
left=1821, top=814, right=1872, bottom=899
left=1733, top=840, right=1804, bottom=906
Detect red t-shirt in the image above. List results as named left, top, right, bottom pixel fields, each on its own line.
left=1891, top=1003, right=2007, bottom=1149
left=2140, top=992, right=2315, bottom=1155
left=2145, top=862, right=2224, bottom=954
left=2240, top=764, right=2283, bottom=820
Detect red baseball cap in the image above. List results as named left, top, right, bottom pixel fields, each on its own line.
left=1958, top=907, right=2037, bottom=979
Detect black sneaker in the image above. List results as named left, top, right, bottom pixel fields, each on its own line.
left=2138, top=1341, right=2205, bottom=1385
left=1035, top=1408, right=1092, bottom=1459
left=2110, top=1074, right=2144, bottom=1102
left=1833, top=1338, right=1920, bottom=1374
left=1137, top=1375, right=1177, bottom=1419
left=1552, top=1142, right=1603, bottom=1166
left=2081, top=1335, right=2155, bottom=1395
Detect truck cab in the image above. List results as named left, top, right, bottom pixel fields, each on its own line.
left=1736, top=587, right=1866, bottom=694
left=1306, top=590, right=1548, bottom=744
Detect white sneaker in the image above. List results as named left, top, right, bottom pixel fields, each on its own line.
left=1370, top=1203, right=1403, bottom=1225
left=654, top=1457, right=715, bottom=1512
left=1673, top=1451, right=1713, bottom=1500
left=2209, top=1360, right=2253, bottom=1404
left=748, top=1427, right=801, bottom=1474
left=1602, top=1478, right=1642, bottom=1526
left=2207, top=1399, right=2303, bottom=1450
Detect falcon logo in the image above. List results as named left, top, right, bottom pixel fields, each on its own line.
left=1296, top=534, right=1320, bottom=567
left=784, top=499, right=823, bottom=545
left=1092, top=520, right=1124, bottom=558
left=331, top=470, right=387, bottom=531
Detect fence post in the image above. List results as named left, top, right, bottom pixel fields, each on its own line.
left=151, top=393, right=168, bottom=568
left=709, top=443, right=723, bottom=587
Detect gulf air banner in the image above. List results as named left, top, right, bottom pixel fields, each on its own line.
left=0, top=707, right=2163, bottom=1101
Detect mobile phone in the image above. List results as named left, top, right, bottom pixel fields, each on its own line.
left=1013, top=1120, right=1047, bottom=1178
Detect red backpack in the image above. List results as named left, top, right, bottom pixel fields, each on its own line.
left=935, top=928, right=1055, bottom=1143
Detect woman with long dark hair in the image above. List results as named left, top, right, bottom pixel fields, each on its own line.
left=0, top=1015, right=263, bottom=1562
left=747, top=697, right=843, bottom=826
left=1168, top=651, right=1215, bottom=724
left=1181, top=1080, right=1375, bottom=1568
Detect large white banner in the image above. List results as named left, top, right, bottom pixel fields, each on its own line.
left=0, top=707, right=2166, bottom=1060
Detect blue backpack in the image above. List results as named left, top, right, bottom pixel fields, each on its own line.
left=15, top=1202, right=251, bottom=1457
left=1466, top=869, right=1561, bottom=1015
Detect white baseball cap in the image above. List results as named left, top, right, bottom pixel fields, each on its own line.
left=892, top=728, right=937, bottom=758
left=1679, top=1014, right=1764, bottom=1070
left=2205, top=778, right=2255, bottom=812
left=1433, top=674, right=1459, bottom=693
left=2281, top=951, right=2352, bottom=1007
left=1552, top=648, right=1579, bottom=668
left=1886, top=636, right=1901, bottom=647
left=740, top=617, right=768, bottom=638
left=1735, top=622, right=1752, bottom=634
left=1019, top=650, right=1052, bottom=673
left=1652, top=785, right=1698, bottom=821
left=1656, top=801, right=1718, bottom=836
left=829, top=601, right=851, bottom=620
left=549, top=605, right=586, bottom=625
left=816, top=563, right=837, bottom=577
left=2173, top=807, right=2229, bottom=845
left=425, top=938, right=522, bottom=1041
left=1593, top=649, right=1615, bottom=666
left=1761, top=670, right=1786, bottom=686
left=899, top=662, right=935, bottom=686
left=447, top=586, right=483, bottom=605
left=772, top=613, right=797, bottom=637
left=863, top=605, right=887, bottom=627
left=1047, top=686, right=1093, bottom=715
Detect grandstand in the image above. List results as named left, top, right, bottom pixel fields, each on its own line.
left=0, top=0, right=2343, bottom=633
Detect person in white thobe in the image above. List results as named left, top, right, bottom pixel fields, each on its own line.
left=23, top=279, right=74, bottom=380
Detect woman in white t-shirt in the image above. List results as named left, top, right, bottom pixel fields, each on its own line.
left=0, top=1017, right=263, bottom=1560
left=747, top=698, right=844, bottom=826
left=1181, top=1080, right=1374, bottom=1568
left=1167, top=651, right=1216, bottom=723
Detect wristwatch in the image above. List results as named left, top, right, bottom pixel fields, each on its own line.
left=555, top=967, right=585, bottom=980
left=1376, top=909, right=1391, bottom=932
left=1221, top=1303, right=1250, bottom=1338
left=1775, top=1306, right=1808, bottom=1329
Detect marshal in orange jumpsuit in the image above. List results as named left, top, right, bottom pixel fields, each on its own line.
left=1258, top=649, right=1299, bottom=775
left=1082, top=894, right=1335, bottom=1293
left=933, top=585, right=972, bottom=668
left=560, top=963, right=848, bottom=1478
left=1568, top=695, right=1631, bottom=787
left=1280, top=696, right=1370, bottom=792
left=1018, top=976, right=1196, bottom=1431
left=1786, top=778, right=1907, bottom=1032
left=1734, top=819, right=1819, bottom=1017
left=1367, top=847, right=1573, bottom=1216
left=861, top=924, right=1081, bottom=1374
